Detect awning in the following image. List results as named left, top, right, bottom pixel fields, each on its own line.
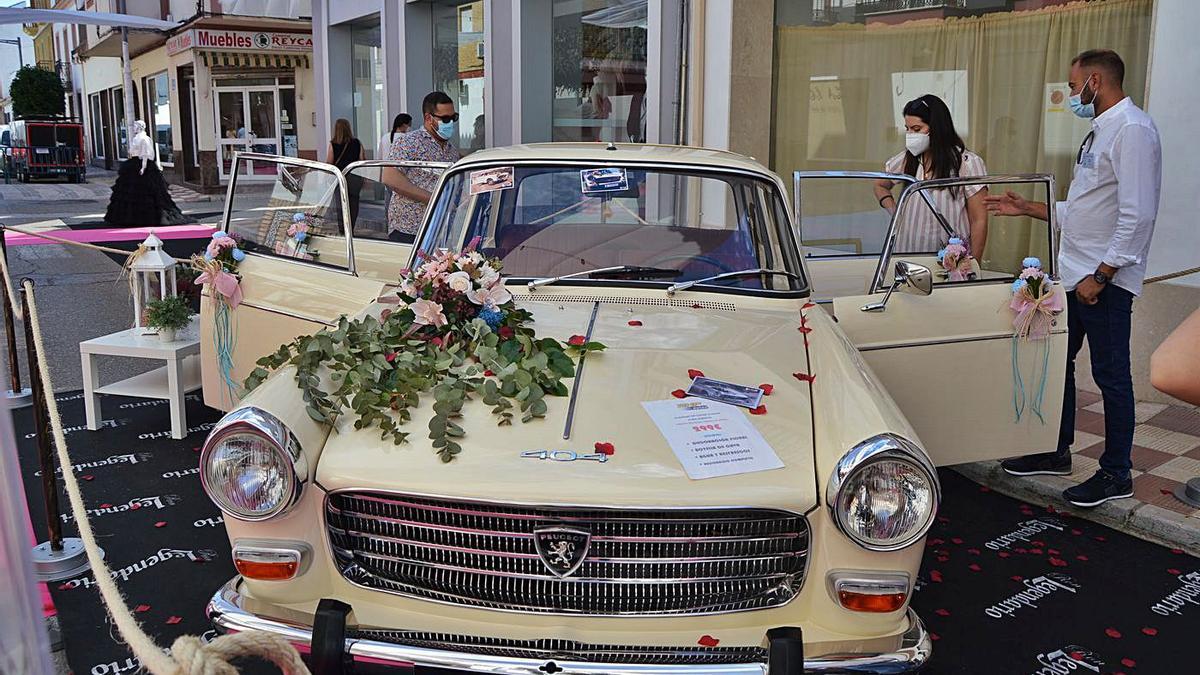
left=200, top=51, right=310, bottom=69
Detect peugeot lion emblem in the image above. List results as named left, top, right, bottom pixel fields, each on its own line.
left=533, top=526, right=591, bottom=578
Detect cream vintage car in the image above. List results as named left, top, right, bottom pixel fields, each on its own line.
left=197, top=144, right=1065, bottom=673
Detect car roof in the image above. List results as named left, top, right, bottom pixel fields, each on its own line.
left=454, top=143, right=776, bottom=178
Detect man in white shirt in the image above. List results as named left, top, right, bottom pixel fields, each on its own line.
left=986, top=49, right=1162, bottom=508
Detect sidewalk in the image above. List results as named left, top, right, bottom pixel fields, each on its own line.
left=0, top=169, right=211, bottom=203
left=957, top=389, right=1200, bottom=556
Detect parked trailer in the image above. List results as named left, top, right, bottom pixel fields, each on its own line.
left=6, top=117, right=87, bottom=184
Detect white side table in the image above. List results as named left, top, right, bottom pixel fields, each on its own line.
left=80, top=321, right=202, bottom=440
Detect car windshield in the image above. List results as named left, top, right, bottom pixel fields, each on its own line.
left=415, top=164, right=808, bottom=293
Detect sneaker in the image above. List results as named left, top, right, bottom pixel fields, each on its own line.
left=1063, top=471, right=1133, bottom=508
left=1000, top=453, right=1072, bottom=476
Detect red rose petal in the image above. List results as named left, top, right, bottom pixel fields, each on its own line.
left=627, top=320, right=643, bottom=326
left=929, top=570, right=943, bottom=583
left=797, top=325, right=813, bottom=334
left=1121, top=658, right=1136, bottom=668
left=950, top=537, right=963, bottom=545
left=1071, top=529, right=1083, bottom=536
left=1076, top=555, right=1089, bottom=561
left=697, top=635, right=720, bottom=647
left=1048, top=548, right=1060, bottom=555
left=1049, top=557, right=1068, bottom=567
left=1141, top=627, right=1158, bottom=636
left=100, top=503, right=112, bottom=508
left=671, top=389, right=687, bottom=398
left=929, top=632, right=940, bottom=641
left=934, top=608, right=950, bottom=616
left=57, top=583, right=71, bottom=590
left=134, top=604, right=151, bottom=613
left=81, top=474, right=94, bottom=481
left=1167, top=568, right=1181, bottom=575
left=594, top=442, right=615, bottom=456
left=792, top=372, right=816, bottom=383
left=166, top=616, right=183, bottom=625
left=978, top=486, right=991, bottom=492
left=1094, top=536, right=1107, bottom=542
left=1171, top=548, right=1184, bottom=555
left=691, top=303, right=704, bottom=309
left=154, top=521, right=167, bottom=528
left=802, top=302, right=817, bottom=310
left=998, top=552, right=1010, bottom=558
left=687, top=369, right=705, bottom=379
left=1160, top=488, right=1175, bottom=496
left=1105, top=628, right=1122, bottom=639
left=749, top=405, right=767, bottom=415
left=759, top=383, right=774, bottom=396
left=968, top=563, right=981, bottom=572
left=1010, top=575, right=1024, bottom=581
left=967, top=548, right=981, bottom=555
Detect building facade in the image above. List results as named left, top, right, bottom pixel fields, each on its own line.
left=74, top=0, right=316, bottom=190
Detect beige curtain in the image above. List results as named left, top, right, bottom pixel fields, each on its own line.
left=773, top=0, right=1154, bottom=272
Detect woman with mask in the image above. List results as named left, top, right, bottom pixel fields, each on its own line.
left=874, top=94, right=989, bottom=260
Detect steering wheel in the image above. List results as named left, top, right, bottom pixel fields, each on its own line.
left=643, top=254, right=735, bottom=275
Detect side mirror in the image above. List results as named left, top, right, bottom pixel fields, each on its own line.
left=861, top=261, right=933, bottom=312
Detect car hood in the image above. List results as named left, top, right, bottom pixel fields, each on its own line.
left=314, top=297, right=817, bottom=513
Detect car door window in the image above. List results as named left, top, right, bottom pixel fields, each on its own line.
left=224, top=154, right=352, bottom=271
left=879, top=176, right=1055, bottom=292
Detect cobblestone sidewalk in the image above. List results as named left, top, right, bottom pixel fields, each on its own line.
left=958, top=389, right=1200, bottom=555
left=0, top=174, right=210, bottom=203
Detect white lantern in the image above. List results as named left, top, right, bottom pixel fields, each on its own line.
left=130, top=232, right=178, bottom=334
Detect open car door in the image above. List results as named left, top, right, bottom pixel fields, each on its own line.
left=199, top=153, right=388, bottom=410
left=816, top=174, right=1067, bottom=466
left=341, top=159, right=451, bottom=283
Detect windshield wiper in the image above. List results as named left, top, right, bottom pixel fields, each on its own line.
left=666, top=268, right=804, bottom=295
left=527, top=265, right=681, bottom=290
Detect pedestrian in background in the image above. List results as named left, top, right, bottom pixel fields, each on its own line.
left=379, top=113, right=411, bottom=160
left=874, top=94, right=990, bottom=261
left=383, top=91, right=461, bottom=243
left=986, top=49, right=1162, bottom=508
left=325, top=118, right=365, bottom=227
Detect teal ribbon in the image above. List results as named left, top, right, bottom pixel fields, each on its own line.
left=1011, top=335, right=1026, bottom=422
left=214, top=300, right=239, bottom=403
left=1012, top=334, right=1051, bottom=425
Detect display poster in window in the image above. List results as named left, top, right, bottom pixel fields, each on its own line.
left=283, top=135, right=298, bottom=157
left=580, top=167, right=629, bottom=194
left=642, top=398, right=784, bottom=480
left=469, top=166, right=514, bottom=194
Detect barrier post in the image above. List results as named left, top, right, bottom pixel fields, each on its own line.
left=20, top=280, right=91, bottom=580
left=0, top=226, right=31, bottom=407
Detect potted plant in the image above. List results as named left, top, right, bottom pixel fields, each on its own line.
left=145, top=296, right=193, bottom=343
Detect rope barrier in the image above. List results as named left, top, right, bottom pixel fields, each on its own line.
left=1145, top=265, right=1200, bottom=285
left=17, top=276, right=310, bottom=674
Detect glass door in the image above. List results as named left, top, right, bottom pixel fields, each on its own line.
left=216, top=89, right=248, bottom=180
left=246, top=88, right=279, bottom=176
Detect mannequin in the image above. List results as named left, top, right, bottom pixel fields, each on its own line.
left=104, top=120, right=187, bottom=227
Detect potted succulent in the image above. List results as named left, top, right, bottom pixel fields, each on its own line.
left=145, top=295, right=194, bottom=343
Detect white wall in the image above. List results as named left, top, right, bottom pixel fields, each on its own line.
left=1145, top=0, right=1200, bottom=289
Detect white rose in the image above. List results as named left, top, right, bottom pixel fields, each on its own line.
left=446, top=271, right=472, bottom=293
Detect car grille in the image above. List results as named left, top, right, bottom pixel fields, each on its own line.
left=325, top=492, right=809, bottom=615
left=347, top=630, right=768, bottom=665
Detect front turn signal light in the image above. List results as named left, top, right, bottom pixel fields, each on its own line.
left=233, top=543, right=306, bottom=581
left=828, top=571, right=910, bottom=613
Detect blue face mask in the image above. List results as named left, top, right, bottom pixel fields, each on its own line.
left=1068, top=76, right=1097, bottom=119
left=436, top=120, right=457, bottom=140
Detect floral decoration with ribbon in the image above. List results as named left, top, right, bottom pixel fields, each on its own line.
left=192, top=231, right=245, bottom=402
left=1008, top=257, right=1064, bottom=423
left=937, top=237, right=977, bottom=282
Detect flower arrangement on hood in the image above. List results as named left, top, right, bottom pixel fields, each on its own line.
left=936, top=237, right=975, bottom=282
left=246, top=238, right=606, bottom=462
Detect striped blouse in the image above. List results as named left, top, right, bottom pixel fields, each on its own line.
left=884, top=150, right=988, bottom=253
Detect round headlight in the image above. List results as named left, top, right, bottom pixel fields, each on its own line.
left=200, top=407, right=306, bottom=521
left=828, top=435, right=939, bottom=552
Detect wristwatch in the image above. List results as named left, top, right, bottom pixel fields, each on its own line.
left=1092, top=269, right=1111, bottom=285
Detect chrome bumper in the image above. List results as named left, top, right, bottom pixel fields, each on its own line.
left=208, top=578, right=931, bottom=674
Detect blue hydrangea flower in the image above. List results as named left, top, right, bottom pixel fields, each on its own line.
left=292, top=213, right=306, bottom=222
left=1012, top=278, right=1028, bottom=294
left=212, top=230, right=228, bottom=239
left=231, top=248, right=246, bottom=262
left=294, top=232, right=307, bottom=243
left=478, top=307, right=505, bottom=331
left=947, top=237, right=964, bottom=246
left=1022, top=256, right=1042, bottom=269
left=936, top=248, right=947, bottom=262
left=203, top=252, right=213, bottom=262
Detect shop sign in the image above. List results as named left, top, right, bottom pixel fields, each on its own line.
left=167, top=28, right=313, bottom=56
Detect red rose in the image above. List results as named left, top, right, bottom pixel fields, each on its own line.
left=430, top=336, right=444, bottom=348
left=385, top=352, right=396, bottom=362
left=687, top=369, right=705, bottom=379
left=498, top=326, right=515, bottom=339
left=567, top=335, right=587, bottom=346
left=594, top=442, right=615, bottom=456
left=671, top=389, right=687, bottom=398
left=484, top=369, right=495, bottom=377
left=759, top=384, right=773, bottom=396
left=628, top=320, right=643, bottom=326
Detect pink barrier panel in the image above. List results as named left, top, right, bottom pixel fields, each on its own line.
left=4, top=225, right=216, bottom=247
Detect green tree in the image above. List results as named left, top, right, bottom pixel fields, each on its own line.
left=9, top=65, right=65, bottom=118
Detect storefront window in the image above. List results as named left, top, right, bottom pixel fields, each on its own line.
left=431, top=0, right=485, bottom=152
left=112, top=87, right=127, bottom=160
left=350, top=16, right=384, bottom=157
left=89, top=93, right=105, bottom=159
left=146, top=72, right=173, bottom=165
left=772, top=0, right=1153, bottom=272
left=550, top=0, right=647, bottom=143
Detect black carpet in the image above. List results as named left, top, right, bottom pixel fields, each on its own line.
left=14, top=392, right=1198, bottom=674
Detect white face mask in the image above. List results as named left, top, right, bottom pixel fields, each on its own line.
left=905, top=131, right=930, bottom=156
